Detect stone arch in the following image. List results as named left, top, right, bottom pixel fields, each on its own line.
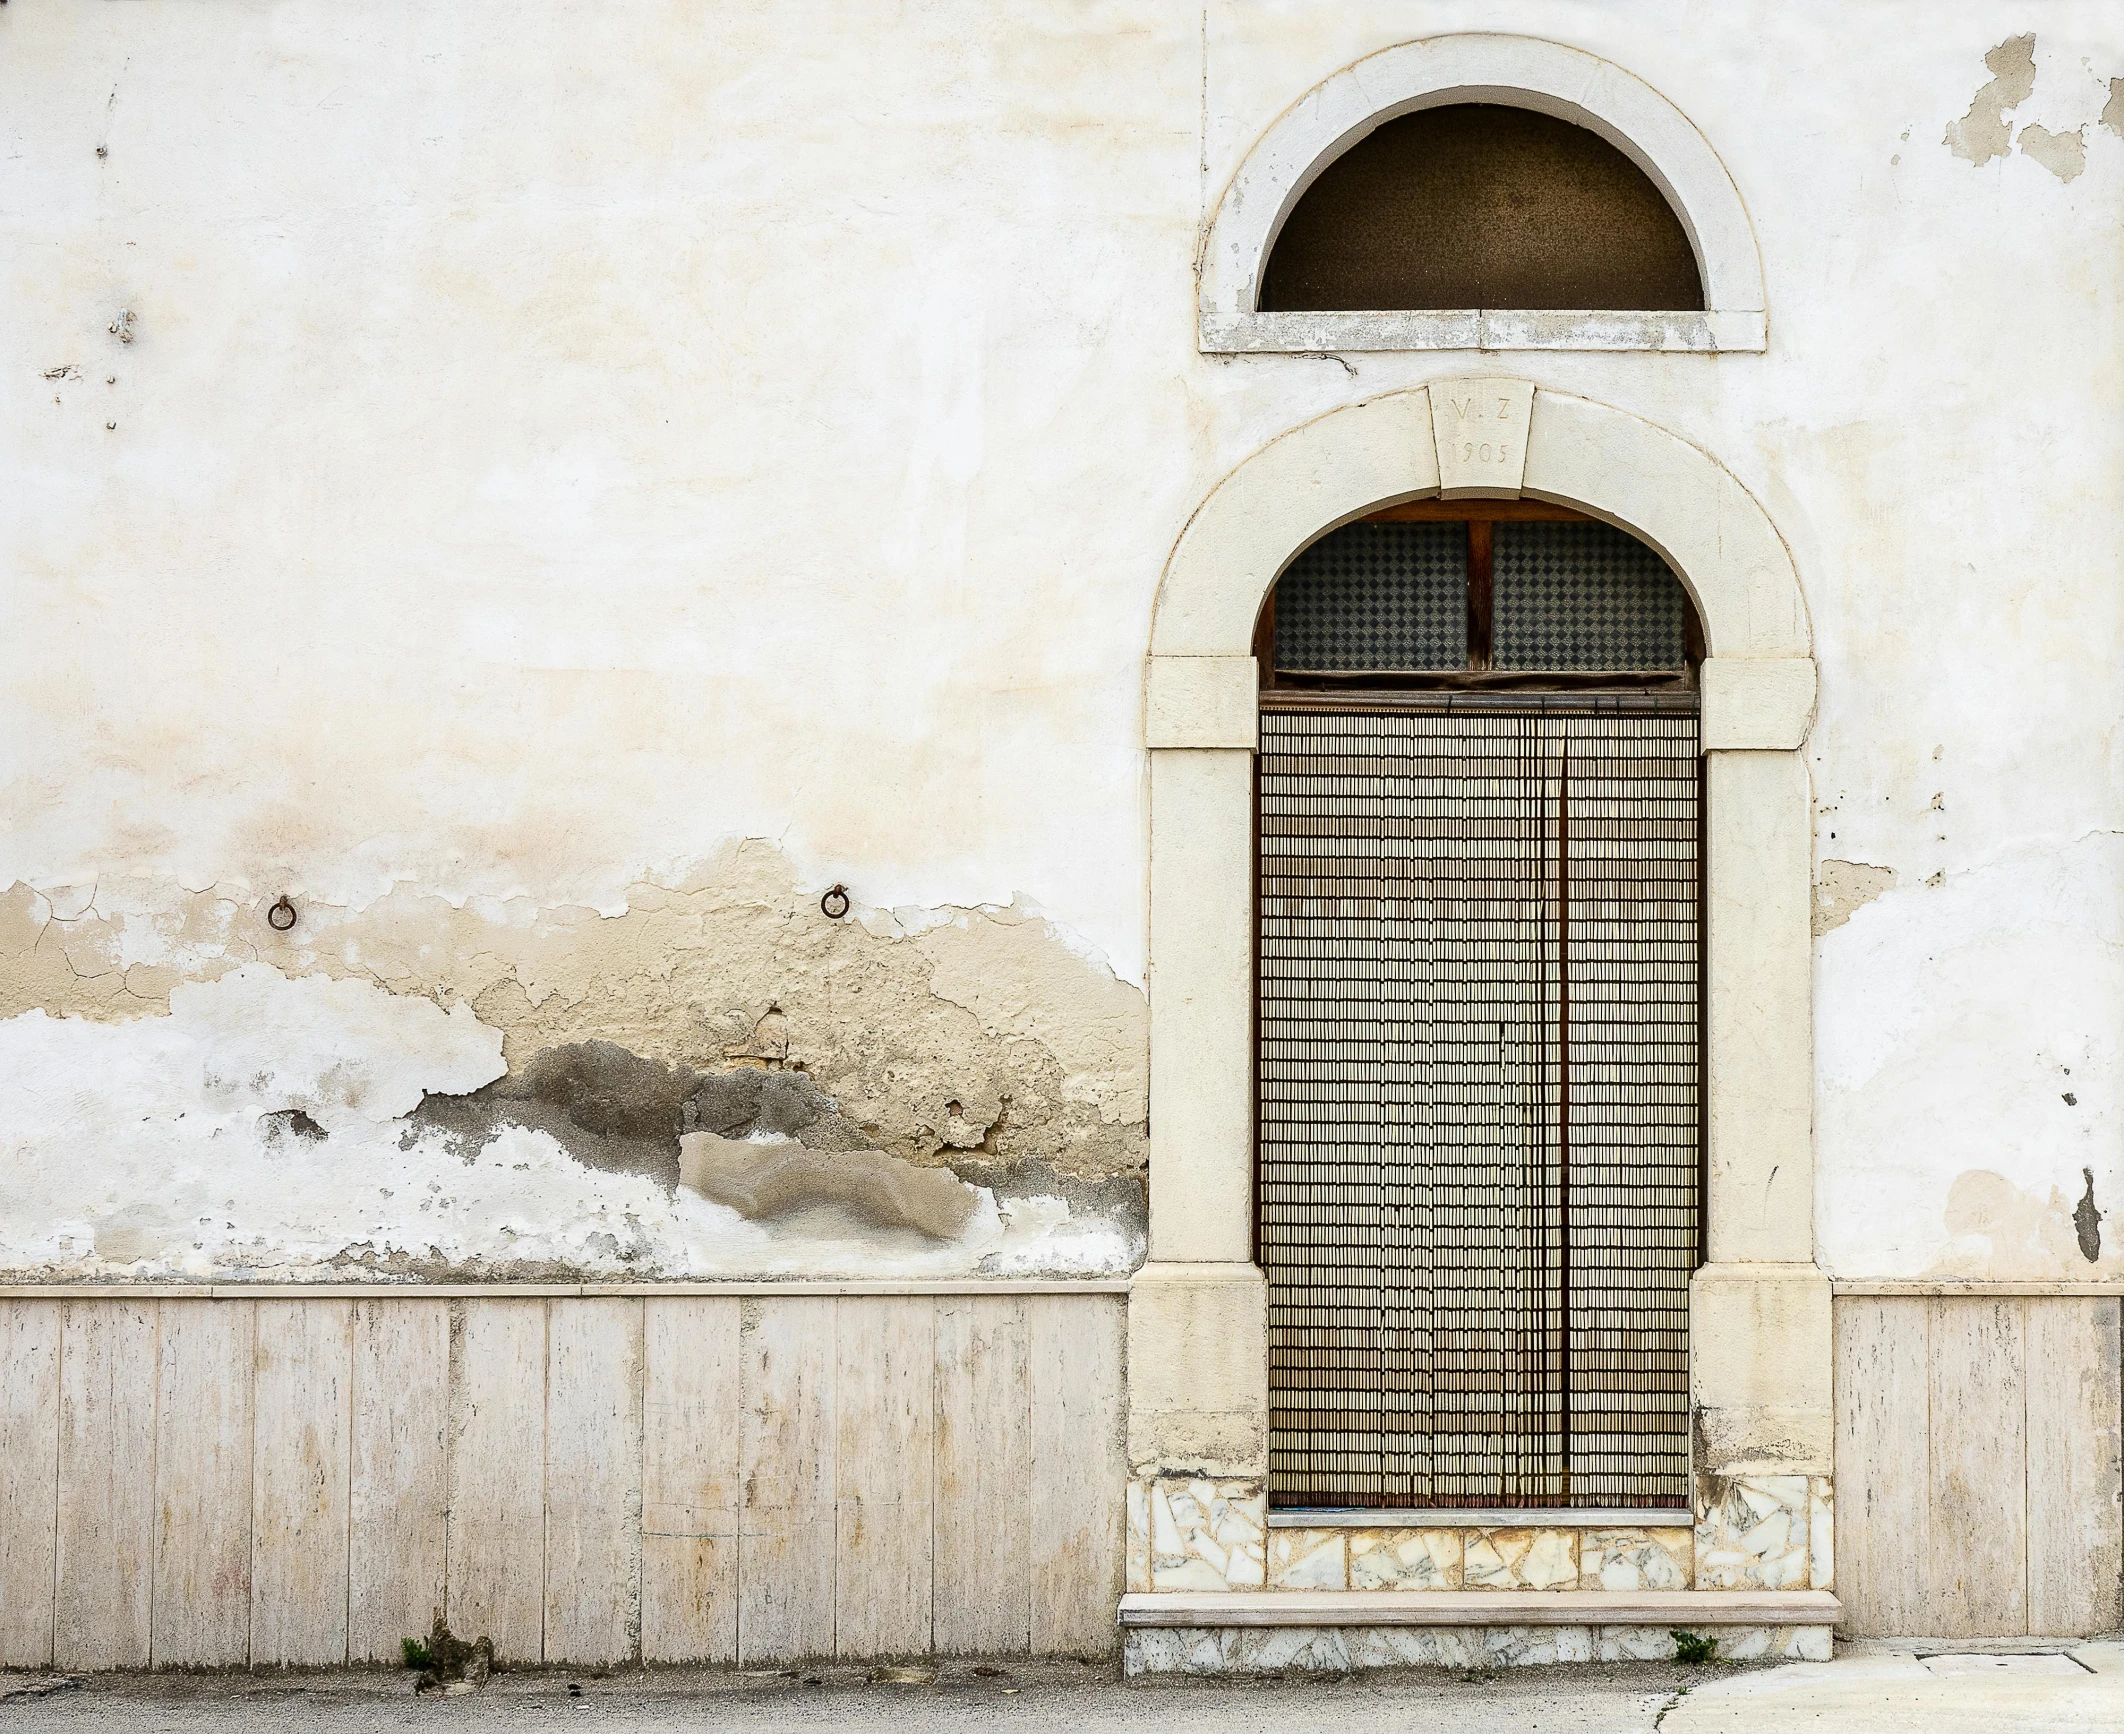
left=1151, top=388, right=1807, bottom=663
left=1197, top=34, right=1768, bottom=353
left=1128, top=385, right=1831, bottom=1584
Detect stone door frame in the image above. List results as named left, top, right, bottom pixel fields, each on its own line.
left=1129, top=385, right=1828, bottom=1581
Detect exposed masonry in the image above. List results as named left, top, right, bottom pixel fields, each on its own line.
left=0, top=841, right=1147, bottom=1281
left=2074, top=1169, right=2104, bottom=1263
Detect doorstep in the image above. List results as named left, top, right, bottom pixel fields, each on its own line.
left=1117, top=1589, right=1842, bottom=1675
left=1119, top=1589, right=1840, bottom=1627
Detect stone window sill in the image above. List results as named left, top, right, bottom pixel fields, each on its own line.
left=1200, top=309, right=1766, bottom=355
left=1267, top=1507, right=1694, bottom=1529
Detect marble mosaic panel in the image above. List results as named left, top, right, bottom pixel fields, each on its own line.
left=1694, top=1476, right=1810, bottom=1590
left=1807, top=1477, right=1834, bottom=1592
left=1267, top=1528, right=1347, bottom=1589
left=1578, top=1527, right=1692, bottom=1592
left=1593, top=1624, right=1684, bottom=1661
left=1125, top=1481, right=1150, bottom=1592
left=1125, top=1623, right=1835, bottom=1675
left=1592, top=1625, right=1831, bottom=1663
left=1347, top=1528, right=1463, bottom=1590
left=1341, top=1627, right=1480, bottom=1668
left=1128, top=1478, right=1266, bottom=1592
left=1123, top=1626, right=1351, bottom=1677
left=1717, top=1623, right=1833, bottom=1662
left=1462, top=1528, right=1578, bottom=1590
left=1478, top=1623, right=1595, bottom=1665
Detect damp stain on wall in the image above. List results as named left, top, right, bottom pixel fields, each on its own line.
left=1941, top=1166, right=2118, bottom=1280
left=0, top=841, right=1148, bottom=1281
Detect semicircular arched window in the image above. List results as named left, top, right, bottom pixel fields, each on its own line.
left=1261, top=104, right=1704, bottom=313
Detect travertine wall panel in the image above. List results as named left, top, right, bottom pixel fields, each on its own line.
left=0, top=1290, right=1126, bottom=1667
left=1835, top=1294, right=2122, bottom=1636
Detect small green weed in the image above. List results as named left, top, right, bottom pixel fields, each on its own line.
left=1669, top=1629, right=1718, bottom=1665
left=401, top=1635, right=433, bottom=1670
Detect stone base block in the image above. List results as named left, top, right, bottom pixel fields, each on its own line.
left=1122, top=1622, right=1832, bottom=1675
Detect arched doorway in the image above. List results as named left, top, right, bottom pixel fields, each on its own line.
left=1128, top=384, right=1826, bottom=1603
left=1255, top=499, right=1704, bottom=1513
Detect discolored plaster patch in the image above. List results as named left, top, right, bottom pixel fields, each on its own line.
left=677, top=1133, right=980, bottom=1239
left=2017, top=123, right=2086, bottom=183
left=0, top=839, right=1148, bottom=1185
left=1814, top=860, right=1894, bottom=936
left=1940, top=1167, right=2119, bottom=1279
left=1945, top=35, right=2037, bottom=167
left=0, top=961, right=1140, bottom=1282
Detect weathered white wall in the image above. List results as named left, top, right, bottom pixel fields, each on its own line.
left=2, top=0, right=2120, bottom=1280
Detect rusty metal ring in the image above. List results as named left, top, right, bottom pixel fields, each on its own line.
left=267, top=896, right=298, bottom=932
left=819, top=884, right=851, bottom=920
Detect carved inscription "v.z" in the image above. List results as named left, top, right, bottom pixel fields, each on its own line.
left=1430, top=378, right=1535, bottom=500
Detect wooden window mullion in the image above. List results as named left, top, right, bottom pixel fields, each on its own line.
left=1467, top=517, right=1494, bottom=670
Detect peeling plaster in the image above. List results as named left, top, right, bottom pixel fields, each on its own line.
left=2073, top=1167, right=2104, bottom=1262
left=2017, top=123, right=2086, bottom=182
left=1813, top=860, right=1894, bottom=937
left=1818, top=837, right=2124, bottom=1281
left=1944, top=34, right=2037, bottom=166
left=6, top=4, right=2124, bottom=1296
left=1, top=842, right=1148, bottom=1183
left=0, top=842, right=1149, bottom=1281
left=1943, top=1167, right=2110, bottom=1278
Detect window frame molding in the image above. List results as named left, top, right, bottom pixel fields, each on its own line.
left=1198, top=34, right=1769, bottom=356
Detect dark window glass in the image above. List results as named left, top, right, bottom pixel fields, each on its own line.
left=1273, top=521, right=1467, bottom=671
left=1492, top=520, right=1688, bottom=670
left=1261, top=104, right=1704, bottom=312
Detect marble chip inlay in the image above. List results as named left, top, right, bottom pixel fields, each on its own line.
left=1694, top=1475, right=1810, bottom=1590
left=1267, top=1528, right=1347, bottom=1589
left=1579, top=1527, right=1692, bottom=1592
left=1463, top=1528, right=1578, bottom=1590
left=1131, top=1477, right=1267, bottom=1592
left=1348, top=1527, right=1462, bottom=1591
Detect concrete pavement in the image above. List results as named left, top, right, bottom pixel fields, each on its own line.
left=1, top=1642, right=2117, bottom=1732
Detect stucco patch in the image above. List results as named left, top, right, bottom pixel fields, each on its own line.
left=1944, top=35, right=2037, bottom=167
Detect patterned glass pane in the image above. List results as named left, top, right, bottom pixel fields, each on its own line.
left=1274, top=522, right=1467, bottom=672
left=1493, top=521, right=1689, bottom=670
